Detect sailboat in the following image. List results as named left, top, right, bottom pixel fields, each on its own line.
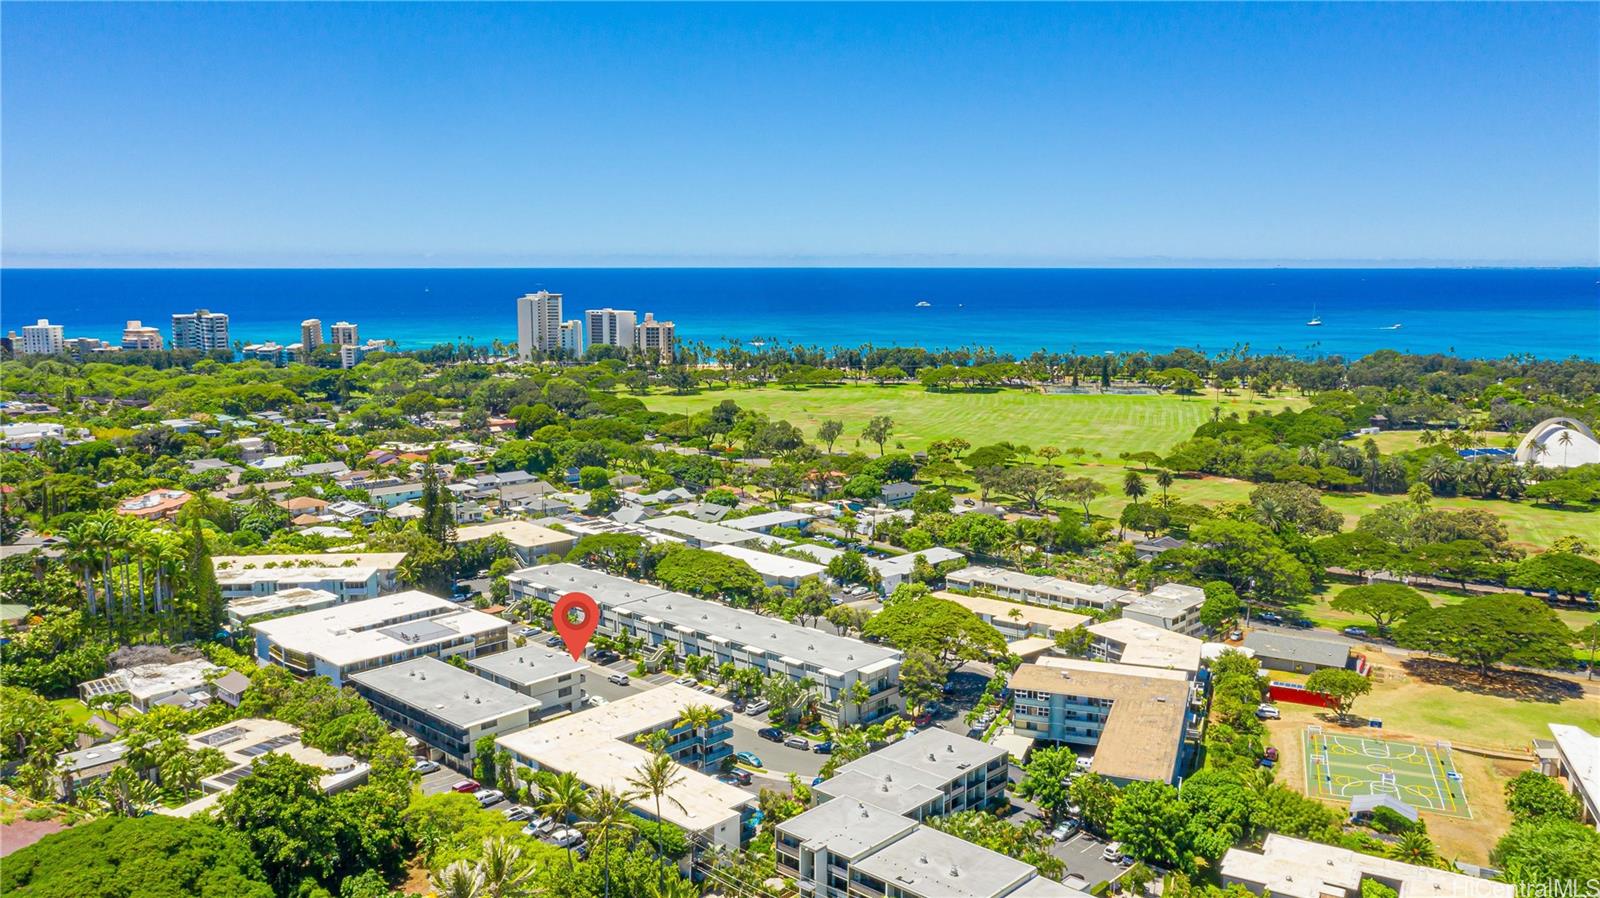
left=915, top=300, right=932, bottom=308
left=1306, top=305, right=1323, bottom=327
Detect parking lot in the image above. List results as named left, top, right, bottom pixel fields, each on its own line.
left=1047, top=829, right=1131, bottom=888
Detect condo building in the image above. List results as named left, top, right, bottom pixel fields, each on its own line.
left=558, top=319, right=583, bottom=356
left=635, top=312, right=676, bottom=361
left=496, top=685, right=755, bottom=851
left=464, top=643, right=588, bottom=717
left=331, top=321, right=359, bottom=345
left=1221, top=834, right=1513, bottom=898
left=20, top=319, right=64, bottom=356
left=1009, top=657, right=1200, bottom=785
left=211, top=552, right=408, bottom=602
left=121, top=320, right=165, bottom=350
left=250, top=591, right=510, bottom=686
left=300, top=319, right=324, bottom=350
left=171, top=309, right=231, bottom=351
left=945, top=566, right=1136, bottom=613
left=351, top=657, right=540, bottom=768
left=584, top=307, right=637, bottom=351
left=516, top=290, right=564, bottom=360
left=507, top=564, right=902, bottom=726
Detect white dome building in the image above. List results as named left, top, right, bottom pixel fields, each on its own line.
left=1515, top=418, right=1600, bottom=469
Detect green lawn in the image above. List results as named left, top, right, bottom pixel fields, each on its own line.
left=1321, top=492, right=1597, bottom=553
left=1307, top=580, right=1599, bottom=632
left=644, top=384, right=1305, bottom=457
left=50, top=697, right=93, bottom=727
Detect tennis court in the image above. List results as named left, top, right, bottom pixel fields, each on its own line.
left=1302, top=726, right=1472, bottom=818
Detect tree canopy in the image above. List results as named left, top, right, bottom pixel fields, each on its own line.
left=1, top=815, right=275, bottom=898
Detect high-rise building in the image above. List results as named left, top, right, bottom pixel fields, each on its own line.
left=20, top=320, right=65, bottom=356
left=63, top=337, right=113, bottom=360
left=330, top=321, right=359, bottom=346
left=339, top=339, right=388, bottom=369
left=121, top=320, right=165, bottom=351
left=584, top=308, right=637, bottom=351
left=635, top=313, right=676, bottom=361
left=558, top=320, right=583, bottom=357
left=171, top=309, right=231, bottom=351
left=515, top=291, right=563, bottom=361
left=300, top=319, right=324, bottom=351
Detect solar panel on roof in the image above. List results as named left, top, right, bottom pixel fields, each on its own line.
left=238, top=734, right=299, bottom=757
left=196, top=726, right=248, bottom=747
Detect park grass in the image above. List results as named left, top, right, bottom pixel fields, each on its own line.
left=644, top=383, right=1306, bottom=456
left=647, top=384, right=1589, bottom=550
left=1307, top=581, right=1599, bottom=632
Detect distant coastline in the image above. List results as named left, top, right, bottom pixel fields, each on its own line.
left=3, top=267, right=1596, bottom=360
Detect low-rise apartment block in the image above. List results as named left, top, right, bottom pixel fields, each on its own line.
left=497, top=685, right=753, bottom=851
left=814, top=728, right=1009, bottom=820
left=508, top=564, right=901, bottom=726
left=351, top=657, right=540, bottom=768
left=1085, top=617, right=1204, bottom=675
left=1121, top=582, right=1206, bottom=635
left=639, top=514, right=770, bottom=548
left=709, top=544, right=826, bottom=592
left=945, top=566, right=1136, bottom=613
left=212, top=552, right=407, bottom=602
left=1220, top=834, right=1513, bottom=898
left=225, top=587, right=341, bottom=627
left=1010, top=657, right=1199, bottom=785
left=250, top=591, right=510, bottom=686
left=465, top=643, right=588, bottom=717
left=454, top=520, right=578, bottom=566
left=933, top=590, right=1091, bottom=641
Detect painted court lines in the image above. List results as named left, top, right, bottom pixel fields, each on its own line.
left=1301, top=727, right=1473, bottom=819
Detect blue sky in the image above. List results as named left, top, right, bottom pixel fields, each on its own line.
left=3, top=2, right=1596, bottom=267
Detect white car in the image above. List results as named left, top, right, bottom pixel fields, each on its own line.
left=474, top=788, right=506, bottom=808
left=502, top=805, right=534, bottom=821
left=550, top=828, right=583, bottom=848
left=1102, top=841, right=1123, bottom=862
left=587, top=695, right=609, bottom=707
left=411, top=759, right=439, bottom=773
left=1256, top=703, right=1280, bottom=720
left=745, top=698, right=771, bottom=714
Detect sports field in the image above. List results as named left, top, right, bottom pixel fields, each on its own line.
left=644, top=384, right=1304, bottom=456
left=1302, top=727, right=1471, bottom=818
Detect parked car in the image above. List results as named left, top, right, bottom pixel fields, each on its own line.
left=1257, top=612, right=1284, bottom=624
left=1228, top=629, right=1244, bottom=640
left=502, top=805, right=534, bottom=822
left=758, top=727, right=785, bottom=742
left=1102, top=841, right=1123, bottom=862
left=412, top=759, right=439, bottom=773
left=812, top=741, right=834, bottom=754
left=719, top=770, right=753, bottom=786
left=676, top=676, right=695, bottom=686
left=1050, top=820, right=1080, bottom=841
left=451, top=779, right=481, bottom=793
left=784, top=735, right=810, bottom=750
left=696, top=684, right=716, bottom=693
left=1256, top=703, right=1280, bottom=720
left=517, top=626, right=542, bottom=637
left=1342, top=626, right=1369, bottom=638
left=745, top=699, right=771, bottom=714
left=546, top=635, right=565, bottom=647
left=592, top=649, right=620, bottom=664
left=608, top=672, right=630, bottom=686
left=736, top=751, right=763, bottom=768
left=550, top=828, right=583, bottom=848
left=473, top=789, right=506, bottom=808
left=587, top=696, right=609, bottom=707
left=521, top=821, right=544, bottom=837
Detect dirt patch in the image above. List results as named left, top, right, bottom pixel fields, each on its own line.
left=0, top=818, right=70, bottom=857
left=399, top=856, right=432, bottom=895
left=1402, top=658, right=1585, bottom=705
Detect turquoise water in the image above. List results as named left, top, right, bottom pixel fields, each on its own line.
left=2, top=268, right=1596, bottom=359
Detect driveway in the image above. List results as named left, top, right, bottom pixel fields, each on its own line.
left=725, top=711, right=827, bottom=779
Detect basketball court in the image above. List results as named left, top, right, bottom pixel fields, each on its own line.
left=1301, top=726, right=1472, bottom=818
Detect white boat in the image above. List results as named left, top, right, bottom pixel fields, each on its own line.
left=915, top=301, right=931, bottom=308
left=1306, top=305, right=1322, bottom=327
left=1384, top=323, right=1402, bottom=330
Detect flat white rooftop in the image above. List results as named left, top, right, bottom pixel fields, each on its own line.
left=640, top=515, right=763, bottom=545
left=946, top=566, right=1136, bottom=609
left=708, top=544, right=826, bottom=580
left=934, top=590, right=1091, bottom=633
left=250, top=590, right=507, bottom=667
left=852, top=825, right=1039, bottom=898
left=454, top=520, right=576, bottom=550
left=1087, top=617, right=1204, bottom=673
left=351, top=657, right=540, bottom=728
left=226, top=588, right=340, bottom=623
left=723, top=510, right=814, bottom=531
left=213, top=552, right=405, bottom=585
left=1221, top=833, right=1513, bottom=898
left=466, top=643, right=586, bottom=688
left=496, top=685, right=751, bottom=834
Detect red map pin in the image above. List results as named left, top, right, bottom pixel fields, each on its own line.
left=552, top=591, right=600, bottom=661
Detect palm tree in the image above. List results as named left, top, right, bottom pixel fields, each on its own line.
left=1122, top=472, right=1146, bottom=505
left=674, top=703, right=721, bottom=736
left=1388, top=831, right=1442, bottom=868
left=430, top=860, right=487, bottom=898
left=536, top=772, right=591, bottom=868
left=627, top=754, right=688, bottom=876
left=578, top=787, right=638, bottom=898
left=476, top=836, right=539, bottom=898
left=64, top=520, right=103, bottom=619
left=1557, top=430, right=1575, bottom=467
left=1154, top=469, right=1174, bottom=501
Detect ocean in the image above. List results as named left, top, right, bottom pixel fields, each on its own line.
left=2, top=268, right=1596, bottom=360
